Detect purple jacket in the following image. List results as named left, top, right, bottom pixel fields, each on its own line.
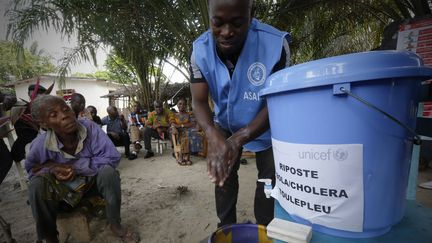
left=25, top=119, right=121, bottom=178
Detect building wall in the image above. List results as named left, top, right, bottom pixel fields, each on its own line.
left=13, top=76, right=123, bottom=117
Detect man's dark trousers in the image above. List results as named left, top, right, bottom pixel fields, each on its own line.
left=215, top=127, right=276, bottom=227
left=107, top=132, right=131, bottom=156
left=28, top=166, right=121, bottom=241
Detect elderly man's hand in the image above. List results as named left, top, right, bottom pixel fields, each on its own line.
left=51, top=164, right=75, bottom=181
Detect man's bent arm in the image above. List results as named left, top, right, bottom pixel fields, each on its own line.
left=228, top=106, right=270, bottom=148
left=191, top=82, right=231, bottom=185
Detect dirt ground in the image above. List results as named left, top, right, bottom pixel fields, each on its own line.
left=0, top=150, right=259, bottom=243
left=2, top=148, right=432, bottom=243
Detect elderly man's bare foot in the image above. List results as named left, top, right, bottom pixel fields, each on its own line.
left=109, top=224, right=140, bottom=243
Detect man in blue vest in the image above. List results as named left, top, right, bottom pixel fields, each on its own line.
left=190, top=0, right=290, bottom=227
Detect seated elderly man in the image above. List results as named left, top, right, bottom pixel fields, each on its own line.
left=70, top=93, right=91, bottom=119
left=86, top=105, right=102, bottom=125
left=102, top=105, right=136, bottom=160
left=25, top=95, right=139, bottom=243
left=128, top=102, right=147, bottom=156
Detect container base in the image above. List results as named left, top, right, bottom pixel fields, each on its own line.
left=275, top=201, right=392, bottom=239
left=290, top=214, right=391, bottom=238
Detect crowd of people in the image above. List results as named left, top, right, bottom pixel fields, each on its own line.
left=1, top=86, right=205, bottom=243
left=0, top=0, right=291, bottom=242
left=0, top=82, right=206, bottom=171
left=70, top=94, right=206, bottom=163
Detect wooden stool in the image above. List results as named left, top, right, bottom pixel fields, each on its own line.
left=57, top=196, right=105, bottom=243
left=57, top=211, right=91, bottom=243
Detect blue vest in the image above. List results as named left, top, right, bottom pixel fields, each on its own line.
left=193, top=18, right=288, bottom=152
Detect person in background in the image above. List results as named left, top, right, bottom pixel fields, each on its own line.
left=0, top=91, right=15, bottom=184
left=142, top=101, right=172, bottom=159
left=25, top=95, right=139, bottom=243
left=102, top=106, right=136, bottom=160
left=188, top=115, right=207, bottom=157
left=0, top=137, right=13, bottom=185
left=27, top=84, right=47, bottom=98
left=70, top=93, right=91, bottom=120
left=128, top=102, right=147, bottom=156
left=190, top=0, right=291, bottom=227
left=86, top=105, right=102, bottom=125
left=170, top=97, right=194, bottom=165
left=11, top=84, right=46, bottom=163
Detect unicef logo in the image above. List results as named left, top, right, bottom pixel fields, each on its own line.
left=333, top=149, right=348, bottom=161
left=247, top=62, right=266, bottom=86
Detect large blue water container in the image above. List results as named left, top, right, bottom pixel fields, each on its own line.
left=260, top=51, right=432, bottom=238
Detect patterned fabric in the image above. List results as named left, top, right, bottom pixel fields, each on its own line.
left=179, top=132, right=189, bottom=153
left=210, top=224, right=273, bottom=243
left=189, top=129, right=205, bottom=153
left=128, top=112, right=147, bottom=128
left=170, top=112, right=205, bottom=153
left=170, top=111, right=193, bottom=125
left=41, top=173, right=94, bottom=207
left=129, top=125, right=143, bottom=143
left=146, top=109, right=172, bottom=128
left=171, top=112, right=192, bottom=154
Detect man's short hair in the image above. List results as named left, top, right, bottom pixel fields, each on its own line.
left=208, top=0, right=253, bottom=13
left=87, top=105, right=97, bottom=112
left=71, top=93, right=85, bottom=102
left=31, top=95, right=64, bottom=121
left=107, top=105, right=117, bottom=113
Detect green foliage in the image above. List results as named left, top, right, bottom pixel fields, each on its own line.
left=104, top=52, right=139, bottom=85
left=5, top=0, right=432, bottom=99
left=70, top=70, right=111, bottom=80
left=256, top=0, right=431, bottom=64
left=0, top=40, right=55, bottom=84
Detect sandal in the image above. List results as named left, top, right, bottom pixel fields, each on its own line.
left=184, top=160, right=192, bottom=165
left=177, top=159, right=186, bottom=166
left=133, top=142, right=142, bottom=150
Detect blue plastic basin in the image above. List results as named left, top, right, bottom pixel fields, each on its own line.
left=208, top=223, right=273, bottom=243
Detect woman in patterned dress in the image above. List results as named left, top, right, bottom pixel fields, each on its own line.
left=170, top=97, right=195, bottom=165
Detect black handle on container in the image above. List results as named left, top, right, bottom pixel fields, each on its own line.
left=339, top=87, right=422, bottom=145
